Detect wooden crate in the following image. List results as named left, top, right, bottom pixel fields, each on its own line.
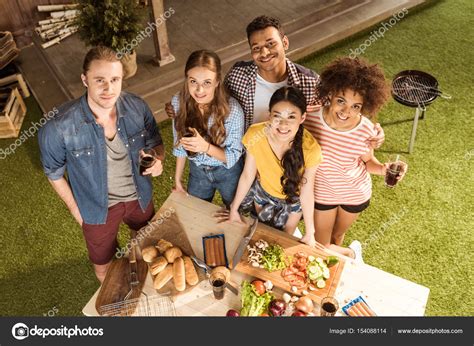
left=0, top=88, right=27, bottom=139
left=0, top=73, right=30, bottom=98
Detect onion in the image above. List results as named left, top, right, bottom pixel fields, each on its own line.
left=269, top=299, right=286, bottom=317
left=226, top=309, right=240, bottom=317
left=292, top=311, right=306, bottom=317
left=295, top=296, right=314, bottom=314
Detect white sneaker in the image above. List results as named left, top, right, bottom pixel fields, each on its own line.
left=293, top=226, right=303, bottom=239
left=348, top=240, right=364, bottom=263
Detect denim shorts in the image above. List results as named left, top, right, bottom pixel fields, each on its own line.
left=240, top=179, right=302, bottom=230
left=188, top=156, right=244, bottom=208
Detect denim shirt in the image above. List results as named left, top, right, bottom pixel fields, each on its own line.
left=38, top=92, right=163, bottom=225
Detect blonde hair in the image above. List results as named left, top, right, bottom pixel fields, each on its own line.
left=82, top=46, right=122, bottom=75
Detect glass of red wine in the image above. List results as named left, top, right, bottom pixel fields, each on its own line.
left=385, top=154, right=406, bottom=188
left=139, top=148, right=157, bottom=175
left=209, top=271, right=226, bottom=300
left=320, top=296, right=339, bottom=317
left=183, top=129, right=198, bottom=158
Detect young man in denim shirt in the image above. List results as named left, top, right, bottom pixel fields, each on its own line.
left=39, top=47, right=164, bottom=282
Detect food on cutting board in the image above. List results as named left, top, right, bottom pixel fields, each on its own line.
left=147, top=239, right=199, bottom=292
left=141, top=246, right=159, bottom=263
left=173, top=257, right=186, bottom=292
left=164, top=246, right=182, bottom=263
left=247, top=239, right=288, bottom=272
left=281, top=252, right=308, bottom=289
left=203, top=235, right=227, bottom=267
left=183, top=256, right=199, bottom=286
left=150, top=256, right=168, bottom=275
left=156, top=239, right=173, bottom=253
left=153, top=264, right=174, bottom=290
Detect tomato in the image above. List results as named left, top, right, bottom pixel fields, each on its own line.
left=251, top=280, right=266, bottom=295
left=260, top=312, right=269, bottom=317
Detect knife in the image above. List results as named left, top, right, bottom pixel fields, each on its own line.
left=190, top=256, right=239, bottom=295
left=231, top=218, right=258, bottom=270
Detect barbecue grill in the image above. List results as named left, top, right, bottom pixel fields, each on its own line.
left=391, top=70, right=451, bottom=153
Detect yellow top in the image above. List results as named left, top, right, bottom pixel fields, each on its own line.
left=242, top=122, right=322, bottom=199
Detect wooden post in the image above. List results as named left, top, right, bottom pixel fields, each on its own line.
left=149, top=0, right=175, bottom=66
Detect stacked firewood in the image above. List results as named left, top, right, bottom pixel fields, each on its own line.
left=35, top=4, right=80, bottom=49
left=0, top=32, right=20, bottom=70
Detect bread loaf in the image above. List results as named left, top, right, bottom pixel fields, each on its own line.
left=183, top=256, right=199, bottom=286
left=153, top=264, right=173, bottom=290
left=173, top=257, right=186, bottom=292
left=141, top=246, right=159, bottom=263
left=150, top=256, right=168, bottom=275
left=164, top=246, right=182, bottom=263
left=156, top=239, right=173, bottom=254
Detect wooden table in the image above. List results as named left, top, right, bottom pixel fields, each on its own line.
left=82, top=192, right=429, bottom=316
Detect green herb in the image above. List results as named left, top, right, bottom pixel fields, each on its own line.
left=261, top=244, right=288, bottom=272
left=240, top=281, right=274, bottom=316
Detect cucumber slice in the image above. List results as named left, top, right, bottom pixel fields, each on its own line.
left=316, top=279, right=326, bottom=288
left=316, top=257, right=324, bottom=264
left=323, top=267, right=330, bottom=279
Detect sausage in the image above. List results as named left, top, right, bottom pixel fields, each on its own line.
left=215, top=237, right=224, bottom=266
left=350, top=304, right=364, bottom=317
left=357, top=302, right=374, bottom=317
left=205, top=238, right=216, bottom=267
left=173, top=257, right=186, bottom=292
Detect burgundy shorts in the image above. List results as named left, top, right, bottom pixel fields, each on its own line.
left=81, top=200, right=154, bottom=265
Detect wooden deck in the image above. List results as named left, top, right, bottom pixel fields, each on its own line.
left=16, top=0, right=425, bottom=122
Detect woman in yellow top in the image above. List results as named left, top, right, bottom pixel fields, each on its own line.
left=223, top=86, right=322, bottom=246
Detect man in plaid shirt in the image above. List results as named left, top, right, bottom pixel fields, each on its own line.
left=224, top=15, right=320, bottom=131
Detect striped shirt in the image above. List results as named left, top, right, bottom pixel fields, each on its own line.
left=171, top=94, right=244, bottom=169
left=305, top=110, right=377, bottom=205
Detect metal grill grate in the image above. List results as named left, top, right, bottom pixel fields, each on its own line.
left=392, top=74, right=438, bottom=107
left=98, top=295, right=176, bottom=317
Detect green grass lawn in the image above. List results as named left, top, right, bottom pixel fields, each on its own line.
left=1, top=0, right=472, bottom=316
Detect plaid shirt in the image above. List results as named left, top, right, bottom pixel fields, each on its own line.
left=224, top=58, right=320, bottom=130
left=171, top=94, right=244, bottom=169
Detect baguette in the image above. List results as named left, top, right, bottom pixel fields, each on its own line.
left=183, top=256, right=199, bottom=286
left=164, top=246, right=182, bottom=263
left=153, top=264, right=173, bottom=290
left=173, top=257, right=186, bottom=292
left=156, top=239, right=173, bottom=254
left=150, top=256, right=168, bottom=275
left=141, top=246, right=159, bottom=263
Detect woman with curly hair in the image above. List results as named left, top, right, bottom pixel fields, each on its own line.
left=171, top=50, right=245, bottom=207
left=305, top=57, right=407, bottom=261
left=219, top=86, right=323, bottom=247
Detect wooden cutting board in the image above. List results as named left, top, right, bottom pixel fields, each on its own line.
left=137, top=207, right=206, bottom=296
left=234, top=224, right=345, bottom=304
left=95, top=257, right=148, bottom=315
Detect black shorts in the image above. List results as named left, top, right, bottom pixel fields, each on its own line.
left=314, top=199, right=370, bottom=214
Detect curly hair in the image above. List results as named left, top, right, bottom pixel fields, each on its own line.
left=318, top=57, right=390, bottom=118
left=246, top=15, right=284, bottom=41
left=175, top=50, right=229, bottom=147
left=269, top=86, right=306, bottom=203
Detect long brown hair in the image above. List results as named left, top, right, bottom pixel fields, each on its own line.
left=175, top=50, right=229, bottom=146
left=269, top=86, right=306, bottom=203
